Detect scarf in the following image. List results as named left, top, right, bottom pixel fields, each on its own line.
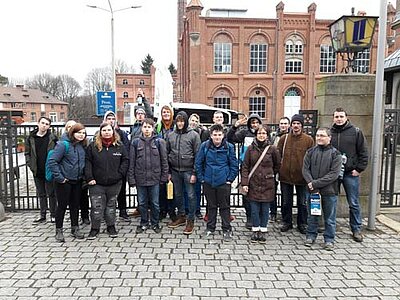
left=102, top=137, right=113, bottom=148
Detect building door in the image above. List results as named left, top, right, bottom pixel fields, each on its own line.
left=284, top=87, right=301, bottom=118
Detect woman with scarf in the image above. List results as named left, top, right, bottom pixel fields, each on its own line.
left=241, top=125, right=281, bottom=244
left=85, top=122, right=129, bottom=240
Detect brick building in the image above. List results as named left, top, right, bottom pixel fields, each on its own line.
left=177, top=1, right=393, bottom=123
left=0, top=85, right=68, bottom=123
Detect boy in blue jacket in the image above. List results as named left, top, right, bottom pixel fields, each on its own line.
left=195, top=124, right=239, bottom=242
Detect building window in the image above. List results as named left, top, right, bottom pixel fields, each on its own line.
left=285, top=87, right=301, bottom=96
left=60, top=112, right=65, bottom=121
left=123, top=92, right=129, bottom=98
left=249, top=96, right=266, bottom=118
left=49, top=112, right=57, bottom=122
left=320, top=45, right=336, bottom=73
left=354, top=49, right=370, bottom=73
left=285, top=59, right=303, bottom=73
left=124, top=102, right=129, bottom=107
left=122, top=79, right=128, bottom=85
left=250, top=44, right=267, bottom=73
left=31, top=103, right=35, bottom=108
left=139, top=79, right=145, bottom=85
left=294, top=41, right=303, bottom=54
left=61, top=105, right=64, bottom=110
left=213, top=97, right=231, bottom=109
left=30, top=112, right=36, bottom=122
left=285, top=41, right=294, bottom=54
left=214, top=43, right=232, bottom=73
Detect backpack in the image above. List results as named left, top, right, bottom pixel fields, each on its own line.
left=45, top=141, right=70, bottom=182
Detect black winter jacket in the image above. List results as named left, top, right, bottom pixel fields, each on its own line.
left=85, top=142, right=129, bottom=186
left=330, top=121, right=368, bottom=173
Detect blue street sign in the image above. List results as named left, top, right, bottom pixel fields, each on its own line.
left=96, top=91, right=116, bottom=116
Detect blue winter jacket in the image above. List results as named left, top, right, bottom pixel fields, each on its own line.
left=47, top=137, right=86, bottom=183
left=195, top=139, right=239, bottom=188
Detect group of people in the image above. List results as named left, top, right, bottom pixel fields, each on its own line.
left=26, top=95, right=368, bottom=249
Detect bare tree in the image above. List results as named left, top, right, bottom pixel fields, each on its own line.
left=25, top=73, right=60, bottom=97
left=68, top=95, right=96, bottom=120
left=84, top=67, right=112, bottom=96
left=56, top=74, right=81, bottom=102
left=115, top=59, right=136, bottom=74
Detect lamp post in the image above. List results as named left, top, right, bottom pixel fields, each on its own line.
left=87, top=1, right=141, bottom=91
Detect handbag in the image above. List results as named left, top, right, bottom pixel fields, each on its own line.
left=239, top=145, right=270, bottom=195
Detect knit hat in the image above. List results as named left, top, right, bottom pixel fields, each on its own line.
left=135, top=107, right=146, bottom=116
left=291, top=114, right=304, bottom=126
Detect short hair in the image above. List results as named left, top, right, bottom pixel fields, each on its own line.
left=68, top=123, right=88, bottom=146
left=189, top=113, right=200, bottom=122
left=209, top=124, right=224, bottom=134
left=334, top=107, right=347, bottom=116
left=255, top=124, right=271, bottom=136
left=317, top=127, right=331, bottom=136
left=213, top=110, right=223, bottom=117
left=279, top=116, right=291, bottom=124
left=143, top=118, right=155, bottom=127
left=38, top=116, right=51, bottom=124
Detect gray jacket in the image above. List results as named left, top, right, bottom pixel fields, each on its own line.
left=302, top=144, right=342, bottom=195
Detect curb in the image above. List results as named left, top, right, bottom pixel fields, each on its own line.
left=376, top=214, right=400, bottom=233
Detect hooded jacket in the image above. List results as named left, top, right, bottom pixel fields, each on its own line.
left=103, top=111, right=130, bottom=152
left=330, top=121, right=368, bottom=173
left=166, top=111, right=201, bottom=173
left=25, top=128, right=58, bottom=177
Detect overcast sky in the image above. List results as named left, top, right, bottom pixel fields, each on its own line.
left=0, top=0, right=382, bottom=86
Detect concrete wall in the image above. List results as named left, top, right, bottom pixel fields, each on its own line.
left=316, top=74, right=376, bottom=218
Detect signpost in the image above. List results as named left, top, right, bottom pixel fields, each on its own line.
left=96, top=91, right=116, bottom=116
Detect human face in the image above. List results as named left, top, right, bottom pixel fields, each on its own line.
left=74, top=129, right=86, bottom=142
left=211, top=130, right=224, bottom=146
left=189, top=116, right=199, bottom=129
left=136, top=111, right=145, bottom=122
left=250, top=118, right=260, bottom=130
left=333, top=111, right=348, bottom=126
left=100, top=124, right=114, bottom=139
left=316, top=129, right=331, bottom=146
left=37, top=118, right=50, bottom=134
left=162, top=108, right=171, bottom=121
left=213, top=113, right=224, bottom=125
left=279, top=118, right=290, bottom=133
left=291, top=121, right=303, bottom=135
left=142, top=122, right=154, bottom=137
left=106, top=115, right=116, bottom=126
left=176, top=119, right=185, bottom=130
left=256, top=129, right=268, bottom=142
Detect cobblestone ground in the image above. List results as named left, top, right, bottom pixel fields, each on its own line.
left=0, top=209, right=399, bottom=300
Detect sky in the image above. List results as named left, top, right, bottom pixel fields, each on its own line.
left=0, top=0, right=382, bottom=87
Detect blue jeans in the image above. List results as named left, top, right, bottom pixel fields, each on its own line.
left=250, top=201, right=270, bottom=228
left=306, top=192, right=338, bottom=243
left=183, top=180, right=201, bottom=214
left=342, top=174, right=362, bottom=233
left=171, top=170, right=196, bottom=220
left=137, top=185, right=160, bottom=226
left=280, top=183, right=307, bottom=227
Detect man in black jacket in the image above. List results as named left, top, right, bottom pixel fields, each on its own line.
left=330, top=107, right=369, bottom=243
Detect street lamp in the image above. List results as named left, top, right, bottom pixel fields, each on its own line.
left=87, top=1, right=141, bottom=91
left=328, top=12, right=378, bottom=73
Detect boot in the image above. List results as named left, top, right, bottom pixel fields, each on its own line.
left=71, top=226, right=84, bottom=239
left=55, top=228, right=65, bottom=243
left=168, top=215, right=186, bottom=228
left=245, top=217, right=252, bottom=230
left=183, top=220, right=194, bottom=235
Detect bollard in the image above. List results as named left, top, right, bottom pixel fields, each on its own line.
left=0, top=201, right=5, bottom=222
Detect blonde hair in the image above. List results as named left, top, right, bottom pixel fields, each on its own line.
left=94, top=122, right=121, bottom=152
left=64, top=120, right=77, bottom=132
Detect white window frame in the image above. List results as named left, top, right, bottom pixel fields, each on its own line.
left=214, top=43, right=232, bottom=73
left=285, top=59, right=303, bottom=73
left=49, top=112, right=57, bottom=122
left=213, top=97, right=231, bottom=109
left=123, top=92, right=129, bottom=98
left=249, top=96, right=266, bottom=118
left=250, top=43, right=267, bottom=73
left=320, top=45, right=336, bottom=73
left=354, top=49, right=370, bottom=73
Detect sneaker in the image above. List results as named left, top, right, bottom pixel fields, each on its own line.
left=258, top=231, right=267, bottom=244
left=50, top=217, right=56, bottom=223
left=195, top=211, right=203, bottom=220
left=71, top=226, right=85, bottom=239
left=203, top=214, right=208, bottom=222
left=168, top=215, right=186, bottom=229
left=304, top=238, right=315, bottom=247
left=119, top=212, right=131, bottom=223
left=201, top=229, right=214, bottom=239
left=323, top=242, right=334, bottom=251
left=136, top=225, right=149, bottom=234
left=297, top=225, right=307, bottom=234
left=352, top=231, right=363, bottom=243
left=269, top=214, right=277, bottom=223
left=87, top=229, right=99, bottom=240
left=183, top=220, right=194, bottom=235
left=223, top=230, right=233, bottom=242
left=152, top=224, right=162, bottom=233
left=33, top=217, right=46, bottom=224
left=107, top=225, right=118, bottom=238
left=280, top=224, right=293, bottom=232
left=55, top=228, right=65, bottom=243
left=250, top=232, right=259, bottom=244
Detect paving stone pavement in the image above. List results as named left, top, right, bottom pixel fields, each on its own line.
left=0, top=209, right=400, bottom=300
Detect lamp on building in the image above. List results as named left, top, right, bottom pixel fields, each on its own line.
left=328, top=11, right=378, bottom=73
left=87, top=1, right=141, bottom=91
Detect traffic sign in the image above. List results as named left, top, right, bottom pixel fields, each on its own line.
left=96, top=91, right=116, bottom=116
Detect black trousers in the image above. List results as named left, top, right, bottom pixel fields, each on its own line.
left=55, top=180, right=82, bottom=229
left=203, top=183, right=232, bottom=232
left=80, top=185, right=90, bottom=220
left=117, top=177, right=127, bottom=214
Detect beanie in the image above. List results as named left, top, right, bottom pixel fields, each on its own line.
left=135, top=107, right=146, bottom=116
left=291, top=114, right=304, bottom=126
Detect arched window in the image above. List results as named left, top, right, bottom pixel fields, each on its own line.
left=249, top=89, right=266, bottom=118
left=122, top=79, right=128, bottom=85
left=213, top=89, right=231, bottom=109
left=139, top=79, right=145, bottom=85
left=285, top=34, right=304, bottom=74
left=285, top=87, right=301, bottom=96
left=213, top=34, right=232, bottom=73
left=249, top=35, right=268, bottom=73
left=320, top=44, right=336, bottom=73
left=123, top=92, right=129, bottom=98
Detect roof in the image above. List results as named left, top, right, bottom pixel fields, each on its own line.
left=0, top=86, right=65, bottom=104
left=384, top=48, right=400, bottom=72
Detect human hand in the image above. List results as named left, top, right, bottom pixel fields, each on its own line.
left=351, top=170, right=360, bottom=177
left=242, top=186, right=248, bottom=193
left=88, top=180, right=96, bottom=185
left=190, top=175, right=196, bottom=184
left=307, top=182, right=314, bottom=191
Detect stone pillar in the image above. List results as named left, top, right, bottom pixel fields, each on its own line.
left=316, top=74, right=375, bottom=217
